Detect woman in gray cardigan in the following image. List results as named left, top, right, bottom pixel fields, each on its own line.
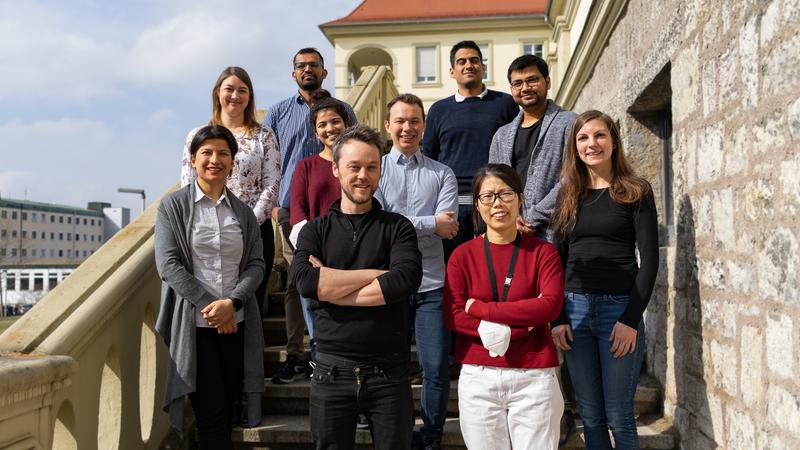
left=155, top=125, right=265, bottom=449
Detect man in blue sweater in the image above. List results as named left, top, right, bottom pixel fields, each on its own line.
left=422, top=40, right=519, bottom=260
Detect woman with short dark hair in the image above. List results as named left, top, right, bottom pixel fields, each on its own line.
left=551, top=110, right=658, bottom=450
left=157, top=125, right=265, bottom=449
left=444, top=163, right=564, bottom=449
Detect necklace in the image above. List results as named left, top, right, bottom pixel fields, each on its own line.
left=583, top=188, right=607, bottom=207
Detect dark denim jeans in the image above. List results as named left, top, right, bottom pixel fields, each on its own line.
left=443, top=204, right=476, bottom=263
left=563, top=292, right=645, bottom=450
left=309, top=352, right=412, bottom=450
left=409, top=288, right=450, bottom=444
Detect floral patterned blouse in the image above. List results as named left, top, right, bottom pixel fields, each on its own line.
left=181, top=124, right=281, bottom=225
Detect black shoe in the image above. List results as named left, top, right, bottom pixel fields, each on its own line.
left=424, top=439, right=442, bottom=450
left=271, top=355, right=308, bottom=384
left=559, top=411, right=576, bottom=448
left=356, top=413, right=369, bottom=429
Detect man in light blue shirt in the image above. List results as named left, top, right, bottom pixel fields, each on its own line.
left=374, top=93, right=458, bottom=450
left=264, top=47, right=357, bottom=385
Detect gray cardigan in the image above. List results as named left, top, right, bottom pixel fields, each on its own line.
left=488, top=100, right=576, bottom=240
left=154, top=183, right=265, bottom=432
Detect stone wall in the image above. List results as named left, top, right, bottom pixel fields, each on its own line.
left=571, top=0, right=800, bottom=448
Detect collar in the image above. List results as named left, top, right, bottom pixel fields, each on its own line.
left=194, top=180, right=231, bottom=207
left=388, top=147, right=421, bottom=164
left=329, top=197, right=383, bottom=215
left=455, top=86, right=488, bottom=102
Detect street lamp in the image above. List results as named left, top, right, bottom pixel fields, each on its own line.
left=118, top=188, right=146, bottom=214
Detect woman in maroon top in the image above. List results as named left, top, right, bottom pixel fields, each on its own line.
left=288, top=91, right=350, bottom=361
left=444, top=164, right=564, bottom=449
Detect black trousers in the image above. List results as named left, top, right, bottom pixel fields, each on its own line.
left=189, top=325, right=245, bottom=450
left=310, top=352, right=412, bottom=450
left=254, top=220, right=275, bottom=314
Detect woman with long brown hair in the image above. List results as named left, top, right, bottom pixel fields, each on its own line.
left=550, top=110, right=658, bottom=450
left=181, top=66, right=281, bottom=314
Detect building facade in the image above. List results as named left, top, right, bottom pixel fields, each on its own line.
left=320, top=0, right=552, bottom=109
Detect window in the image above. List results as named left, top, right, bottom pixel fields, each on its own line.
left=83, top=250, right=88, bottom=257
left=31, top=214, right=36, bottom=223
left=11, top=248, right=17, bottom=257
left=50, top=249, right=55, bottom=258
left=41, top=213, right=45, bottom=222
left=22, top=212, right=27, bottom=221
left=41, top=232, right=45, bottom=240
left=91, top=219, right=95, bottom=226
left=83, top=218, right=87, bottom=225
left=11, top=230, right=17, bottom=238
left=67, top=249, right=71, bottom=258
left=12, top=211, right=17, bottom=220
left=478, top=43, right=490, bottom=80
left=22, top=230, right=27, bottom=238
left=32, top=231, right=37, bottom=239
left=50, top=215, right=55, bottom=223
left=75, top=234, right=80, bottom=241
left=59, top=216, right=63, bottom=223
left=67, top=217, right=72, bottom=224
left=67, top=233, right=71, bottom=241
left=0, top=248, right=5, bottom=256
left=83, top=234, right=87, bottom=241
left=91, top=235, right=95, bottom=242
left=522, top=42, right=544, bottom=58
left=97, top=235, right=102, bottom=242
left=415, top=46, right=437, bottom=83
left=0, top=230, right=5, bottom=238
left=58, top=249, right=63, bottom=258
left=0, top=210, right=6, bottom=219
left=50, top=232, right=55, bottom=239
left=59, top=233, right=63, bottom=240
left=41, top=249, right=46, bottom=257
left=21, top=249, right=27, bottom=257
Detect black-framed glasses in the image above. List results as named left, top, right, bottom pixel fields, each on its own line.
left=510, top=76, right=543, bottom=90
left=294, top=61, right=323, bottom=70
left=477, top=189, right=517, bottom=205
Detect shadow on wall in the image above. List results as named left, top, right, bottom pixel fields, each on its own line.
left=672, top=195, right=716, bottom=448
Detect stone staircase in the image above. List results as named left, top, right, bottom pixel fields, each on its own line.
left=233, top=291, right=677, bottom=449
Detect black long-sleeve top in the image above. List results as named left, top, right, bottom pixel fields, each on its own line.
left=554, top=188, right=659, bottom=329
left=291, top=198, right=423, bottom=359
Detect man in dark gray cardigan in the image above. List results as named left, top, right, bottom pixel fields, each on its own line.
left=488, top=54, right=577, bottom=242
left=488, top=54, right=578, bottom=446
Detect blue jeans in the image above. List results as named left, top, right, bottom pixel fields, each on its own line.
left=562, top=292, right=645, bottom=450
left=300, top=295, right=316, bottom=361
left=309, top=352, right=412, bottom=450
left=409, top=288, right=451, bottom=444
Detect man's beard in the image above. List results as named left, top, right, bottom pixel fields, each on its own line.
left=299, top=77, right=322, bottom=91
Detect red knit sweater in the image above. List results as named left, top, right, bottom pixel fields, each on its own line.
left=444, top=234, right=563, bottom=368
left=289, top=155, right=341, bottom=226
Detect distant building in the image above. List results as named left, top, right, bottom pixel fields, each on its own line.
left=320, top=0, right=551, bottom=109
left=0, top=197, right=130, bottom=311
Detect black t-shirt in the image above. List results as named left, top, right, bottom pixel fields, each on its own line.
left=511, top=120, right=542, bottom=186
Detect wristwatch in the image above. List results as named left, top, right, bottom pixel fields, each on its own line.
left=231, top=298, right=243, bottom=311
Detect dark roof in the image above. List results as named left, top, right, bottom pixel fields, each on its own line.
left=0, top=198, right=105, bottom=217
left=323, top=0, right=546, bottom=25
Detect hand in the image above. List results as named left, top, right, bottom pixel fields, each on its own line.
left=201, top=299, right=235, bottom=328
left=216, top=318, right=238, bottom=335
left=434, top=211, right=459, bottom=239
left=552, top=324, right=573, bottom=351
left=309, top=255, right=324, bottom=268
left=465, top=298, right=478, bottom=313
left=516, top=217, right=535, bottom=235
left=271, top=206, right=280, bottom=222
left=609, top=321, right=638, bottom=358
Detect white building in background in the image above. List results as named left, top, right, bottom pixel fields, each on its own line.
left=320, top=0, right=552, bottom=110
left=0, top=197, right=130, bottom=312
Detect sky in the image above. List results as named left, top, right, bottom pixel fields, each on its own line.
left=0, top=0, right=362, bottom=216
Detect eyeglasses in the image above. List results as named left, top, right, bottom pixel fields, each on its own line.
left=510, top=76, right=544, bottom=90
left=476, top=189, right=517, bottom=205
left=294, top=61, right=323, bottom=70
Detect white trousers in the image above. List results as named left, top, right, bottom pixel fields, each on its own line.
left=458, top=364, right=563, bottom=450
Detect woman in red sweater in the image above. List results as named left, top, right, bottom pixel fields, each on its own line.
left=288, top=91, right=350, bottom=361
left=444, top=164, right=564, bottom=449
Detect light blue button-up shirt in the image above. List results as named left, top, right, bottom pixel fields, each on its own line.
left=265, top=93, right=358, bottom=208
left=375, top=148, right=459, bottom=293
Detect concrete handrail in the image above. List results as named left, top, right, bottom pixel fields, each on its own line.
left=345, top=65, right=399, bottom=133
left=0, top=183, right=179, bottom=450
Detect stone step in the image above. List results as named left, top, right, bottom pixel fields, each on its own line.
left=260, top=374, right=661, bottom=417
left=232, top=414, right=676, bottom=449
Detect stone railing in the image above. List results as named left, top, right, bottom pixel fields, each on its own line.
left=0, top=184, right=179, bottom=450
left=344, top=65, right=399, bottom=134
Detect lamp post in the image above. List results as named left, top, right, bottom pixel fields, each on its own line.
left=117, top=188, right=146, bottom=214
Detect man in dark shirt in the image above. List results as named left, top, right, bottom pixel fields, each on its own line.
left=292, top=124, right=423, bottom=450
left=488, top=54, right=578, bottom=446
left=423, top=40, right=519, bottom=260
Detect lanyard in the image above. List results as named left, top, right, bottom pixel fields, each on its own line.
left=483, top=233, right=521, bottom=302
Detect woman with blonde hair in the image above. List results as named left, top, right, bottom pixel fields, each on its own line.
left=551, top=110, right=658, bottom=450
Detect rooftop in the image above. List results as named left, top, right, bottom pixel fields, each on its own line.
left=322, top=0, right=547, bottom=25
left=0, top=198, right=104, bottom=217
